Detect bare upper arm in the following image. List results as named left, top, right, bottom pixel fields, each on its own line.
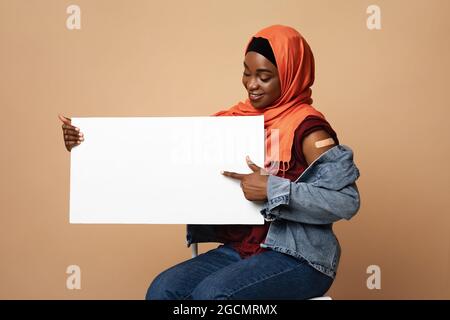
left=302, top=130, right=337, bottom=166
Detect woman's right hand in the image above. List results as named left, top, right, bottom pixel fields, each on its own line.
left=58, top=114, right=84, bottom=152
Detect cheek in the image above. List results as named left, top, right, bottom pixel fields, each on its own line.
left=266, top=81, right=281, bottom=99
left=242, top=77, right=246, bottom=88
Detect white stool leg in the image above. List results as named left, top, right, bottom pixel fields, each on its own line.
left=191, top=243, right=198, bottom=258
left=309, top=296, right=332, bottom=300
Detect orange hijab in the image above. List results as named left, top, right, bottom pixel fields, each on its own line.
left=213, top=25, right=326, bottom=176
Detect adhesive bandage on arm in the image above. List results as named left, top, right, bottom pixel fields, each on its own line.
left=314, top=138, right=335, bottom=148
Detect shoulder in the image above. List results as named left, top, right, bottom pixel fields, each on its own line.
left=302, top=130, right=337, bottom=165
left=294, top=116, right=339, bottom=166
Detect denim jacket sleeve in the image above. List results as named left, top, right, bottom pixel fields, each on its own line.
left=260, top=145, right=361, bottom=225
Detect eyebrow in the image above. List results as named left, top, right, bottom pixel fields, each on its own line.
left=243, top=62, right=273, bottom=74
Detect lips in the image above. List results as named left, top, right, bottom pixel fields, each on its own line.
left=249, top=93, right=264, bottom=101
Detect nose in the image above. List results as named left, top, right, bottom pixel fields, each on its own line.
left=247, top=77, right=259, bottom=91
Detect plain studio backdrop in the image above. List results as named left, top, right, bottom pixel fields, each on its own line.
left=1, top=0, right=449, bottom=299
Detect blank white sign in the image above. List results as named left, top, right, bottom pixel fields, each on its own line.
left=70, top=116, right=265, bottom=224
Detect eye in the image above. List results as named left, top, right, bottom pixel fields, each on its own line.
left=261, top=77, right=271, bottom=82
left=243, top=72, right=251, bottom=77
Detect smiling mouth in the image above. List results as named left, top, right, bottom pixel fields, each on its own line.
left=249, top=93, right=264, bottom=101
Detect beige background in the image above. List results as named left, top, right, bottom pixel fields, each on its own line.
left=1, top=0, right=449, bottom=299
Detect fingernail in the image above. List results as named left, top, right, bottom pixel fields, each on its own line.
left=220, top=170, right=224, bottom=174
left=75, top=128, right=80, bottom=131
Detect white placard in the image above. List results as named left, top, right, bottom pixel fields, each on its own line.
left=69, top=116, right=265, bottom=224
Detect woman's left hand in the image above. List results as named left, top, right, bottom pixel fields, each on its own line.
left=222, top=156, right=269, bottom=201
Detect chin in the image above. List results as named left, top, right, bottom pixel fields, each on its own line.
left=250, top=101, right=267, bottom=109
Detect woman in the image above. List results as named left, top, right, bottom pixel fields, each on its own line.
left=59, top=25, right=360, bottom=300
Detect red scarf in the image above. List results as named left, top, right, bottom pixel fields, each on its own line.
left=212, top=25, right=325, bottom=176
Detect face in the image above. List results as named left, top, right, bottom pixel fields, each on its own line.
left=242, top=51, right=281, bottom=109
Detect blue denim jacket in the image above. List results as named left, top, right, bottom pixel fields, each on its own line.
left=186, top=144, right=360, bottom=279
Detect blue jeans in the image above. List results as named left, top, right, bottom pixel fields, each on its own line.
left=145, top=244, right=333, bottom=300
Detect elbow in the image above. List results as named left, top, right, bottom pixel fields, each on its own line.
left=339, top=183, right=361, bottom=220
left=341, top=197, right=360, bottom=220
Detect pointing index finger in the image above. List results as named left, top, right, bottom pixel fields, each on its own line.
left=221, top=171, right=245, bottom=180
